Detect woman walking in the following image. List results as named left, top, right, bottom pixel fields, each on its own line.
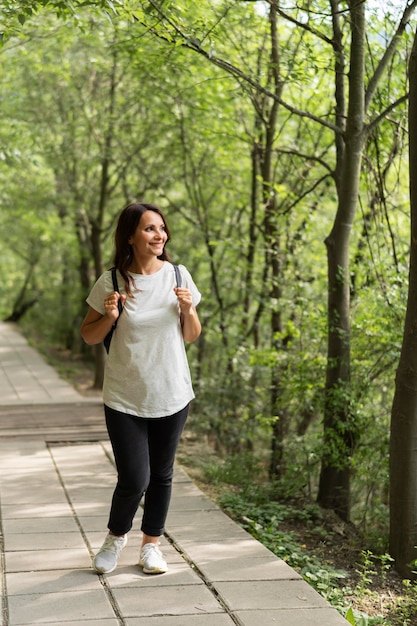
left=81, top=202, right=201, bottom=574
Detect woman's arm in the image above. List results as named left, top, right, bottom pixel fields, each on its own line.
left=80, top=292, right=125, bottom=345
left=181, top=306, right=202, bottom=343
left=80, top=307, right=114, bottom=345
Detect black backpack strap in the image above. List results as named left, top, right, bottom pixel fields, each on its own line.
left=111, top=267, right=118, bottom=291
left=103, top=268, right=123, bottom=354
left=174, top=264, right=182, bottom=288
left=109, top=268, right=123, bottom=336
left=111, top=268, right=123, bottom=319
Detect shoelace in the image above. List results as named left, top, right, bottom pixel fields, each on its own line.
left=102, top=535, right=125, bottom=555
left=141, top=543, right=162, bottom=556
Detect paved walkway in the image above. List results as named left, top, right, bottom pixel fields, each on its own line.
left=0, top=321, right=349, bottom=625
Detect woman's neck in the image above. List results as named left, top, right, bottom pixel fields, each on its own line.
left=129, top=258, right=164, bottom=275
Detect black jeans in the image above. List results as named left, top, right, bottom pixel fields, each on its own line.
left=104, top=403, right=189, bottom=537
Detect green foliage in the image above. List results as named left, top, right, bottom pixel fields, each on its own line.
left=394, top=578, right=417, bottom=625
left=202, top=451, right=412, bottom=625
left=217, top=478, right=356, bottom=620
left=345, top=607, right=370, bottom=626
left=0, top=0, right=414, bottom=587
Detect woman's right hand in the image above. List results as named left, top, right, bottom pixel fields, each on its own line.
left=80, top=292, right=126, bottom=345
left=104, top=291, right=126, bottom=322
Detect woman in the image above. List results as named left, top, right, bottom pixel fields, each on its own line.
left=81, top=202, right=201, bottom=575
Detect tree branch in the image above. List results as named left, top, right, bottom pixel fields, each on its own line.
left=366, top=94, right=408, bottom=135
left=143, top=0, right=342, bottom=135
left=365, top=0, right=417, bottom=110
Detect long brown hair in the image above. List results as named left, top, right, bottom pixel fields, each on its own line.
left=113, top=202, right=171, bottom=296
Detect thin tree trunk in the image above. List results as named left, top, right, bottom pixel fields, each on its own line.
left=89, top=46, right=119, bottom=389
left=317, top=0, right=365, bottom=520
left=389, top=29, right=417, bottom=580
left=259, top=0, right=288, bottom=478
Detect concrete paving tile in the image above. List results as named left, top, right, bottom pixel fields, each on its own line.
left=18, top=389, right=69, bottom=402
left=0, top=484, right=68, bottom=506
left=0, top=454, right=53, bottom=470
left=197, top=554, right=301, bottom=582
left=167, top=510, right=249, bottom=541
left=0, top=379, right=15, bottom=394
left=50, top=443, right=110, bottom=464
left=0, top=467, right=57, bottom=482
left=61, top=475, right=116, bottom=489
left=59, top=477, right=115, bottom=491
left=177, top=538, right=274, bottom=562
left=168, top=525, right=248, bottom=544
left=214, top=579, right=331, bottom=611
left=112, top=584, right=224, bottom=617
left=104, top=562, right=202, bottom=587
left=235, top=608, right=350, bottom=625
left=0, top=460, right=54, bottom=472
left=0, top=488, right=69, bottom=506
left=1, top=503, right=73, bottom=519
left=69, top=502, right=111, bottom=516
left=101, top=441, right=113, bottom=455
left=126, top=615, right=235, bottom=625
left=50, top=464, right=111, bottom=477
left=83, top=519, right=142, bottom=542
left=51, top=442, right=106, bottom=454
left=14, top=621, right=120, bottom=626
left=3, top=516, right=79, bottom=534
left=167, top=508, right=237, bottom=525
left=0, top=440, right=47, bottom=453
left=4, top=531, right=86, bottom=551
left=51, top=462, right=114, bottom=476
left=171, top=481, right=208, bottom=498
left=6, top=568, right=104, bottom=595
left=5, top=548, right=91, bottom=573
left=168, top=495, right=219, bottom=511
left=53, top=447, right=106, bottom=460
left=173, top=465, right=193, bottom=480
left=57, top=458, right=107, bottom=474
left=8, top=589, right=116, bottom=623
left=0, top=470, right=58, bottom=483
left=76, top=516, right=113, bottom=532
left=65, top=486, right=115, bottom=504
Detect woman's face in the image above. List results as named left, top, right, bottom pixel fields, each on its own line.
left=128, top=210, right=168, bottom=259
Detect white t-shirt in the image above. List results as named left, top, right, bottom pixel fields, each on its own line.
left=86, top=262, right=201, bottom=418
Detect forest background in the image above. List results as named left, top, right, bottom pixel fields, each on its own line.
left=2, top=1, right=417, bottom=623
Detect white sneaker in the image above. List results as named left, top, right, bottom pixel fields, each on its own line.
left=93, top=533, right=127, bottom=574
left=139, top=543, right=168, bottom=574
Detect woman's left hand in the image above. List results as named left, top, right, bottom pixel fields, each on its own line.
left=174, top=287, right=201, bottom=342
left=174, top=287, right=194, bottom=315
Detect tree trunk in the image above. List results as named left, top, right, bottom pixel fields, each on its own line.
left=89, top=46, right=119, bottom=388
left=259, top=1, right=288, bottom=479
left=5, top=262, right=39, bottom=322
left=389, top=29, right=417, bottom=579
left=317, top=0, right=365, bottom=520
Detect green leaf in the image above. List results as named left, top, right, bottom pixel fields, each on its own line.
left=345, top=607, right=356, bottom=625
